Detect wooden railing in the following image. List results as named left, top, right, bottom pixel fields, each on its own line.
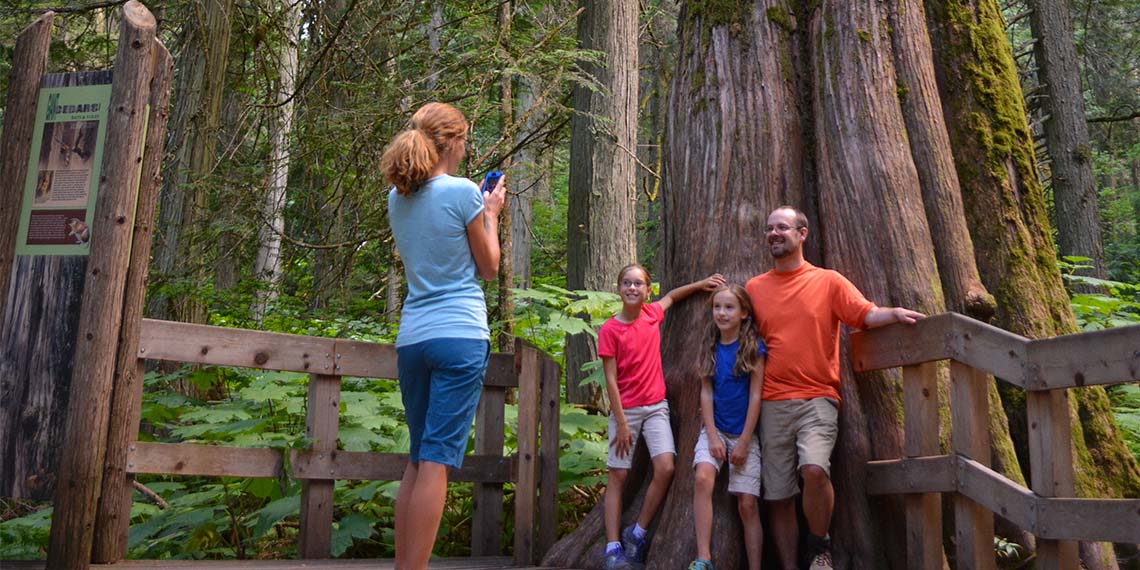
left=850, top=313, right=1140, bottom=569
left=101, top=319, right=562, bottom=566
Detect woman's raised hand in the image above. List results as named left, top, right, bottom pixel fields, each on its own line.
left=481, top=174, right=507, bottom=217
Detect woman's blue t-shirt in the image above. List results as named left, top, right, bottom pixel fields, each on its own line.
left=712, top=338, right=768, bottom=435
left=387, top=174, right=489, bottom=347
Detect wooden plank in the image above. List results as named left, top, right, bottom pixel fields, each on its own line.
left=92, top=39, right=174, bottom=565
left=128, top=442, right=282, bottom=478
left=865, top=456, right=956, bottom=495
left=513, top=341, right=540, bottom=566
left=849, top=313, right=954, bottom=372
left=1026, top=389, right=1078, bottom=568
left=0, top=11, right=53, bottom=322
left=537, top=356, right=561, bottom=560
left=47, top=5, right=157, bottom=569
left=901, top=363, right=941, bottom=570
left=329, top=339, right=396, bottom=379
left=946, top=314, right=1029, bottom=388
left=0, top=556, right=530, bottom=569
left=139, top=319, right=335, bottom=374
left=485, top=352, right=519, bottom=388
left=298, top=374, right=340, bottom=559
left=949, top=361, right=995, bottom=570
left=289, top=451, right=516, bottom=484
left=471, top=385, right=506, bottom=556
left=955, top=457, right=1036, bottom=533
left=1025, top=324, right=1140, bottom=390
left=1035, top=497, right=1140, bottom=543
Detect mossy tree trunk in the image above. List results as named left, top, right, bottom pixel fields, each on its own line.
left=925, top=0, right=1140, bottom=567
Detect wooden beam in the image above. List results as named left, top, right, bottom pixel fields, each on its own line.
left=901, top=363, right=942, bottom=570
left=47, top=5, right=156, bottom=568
left=128, top=442, right=282, bottom=478
left=290, top=451, right=516, bottom=484
left=329, top=339, right=396, bottom=379
left=945, top=314, right=1029, bottom=387
left=536, top=357, right=561, bottom=560
left=92, top=39, right=174, bottom=565
left=1025, top=324, right=1140, bottom=390
left=1026, top=389, right=1078, bottom=568
left=0, top=11, right=53, bottom=324
left=865, top=456, right=956, bottom=495
left=1036, top=497, right=1140, bottom=543
left=513, top=341, right=540, bottom=566
left=471, top=385, right=506, bottom=556
left=955, top=457, right=1036, bottom=533
left=850, top=313, right=954, bottom=372
left=298, top=374, right=340, bottom=559
left=139, top=319, right=335, bottom=374
left=949, top=361, right=995, bottom=570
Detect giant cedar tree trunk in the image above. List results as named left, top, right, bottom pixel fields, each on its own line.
left=925, top=1, right=1140, bottom=567
left=565, top=0, right=639, bottom=410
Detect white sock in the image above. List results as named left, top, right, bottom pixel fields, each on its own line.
left=632, top=523, right=647, bottom=540
left=606, top=541, right=622, bottom=555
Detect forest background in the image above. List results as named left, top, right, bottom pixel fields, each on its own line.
left=0, top=0, right=1138, bottom=566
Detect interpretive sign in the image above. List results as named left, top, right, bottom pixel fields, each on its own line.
left=15, top=71, right=112, bottom=255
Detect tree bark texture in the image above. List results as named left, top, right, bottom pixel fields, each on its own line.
left=252, top=0, right=302, bottom=323
left=565, top=0, right=639, bottom=409
left=0, top=11, right=53, bottom=328
left=547, top=0, right=1140, bottom=568
left=1026, top=0, right=1105, bottom=279
left=148, top=0, right=233, bottom=324
left=511, top=76, right=545, bottom=289
left=497, top=0, right=515, bottom=352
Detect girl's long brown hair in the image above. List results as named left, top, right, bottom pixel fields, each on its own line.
left=380, top=102, right=468, bottom=195
left=700, top=284, right=762, bottom=378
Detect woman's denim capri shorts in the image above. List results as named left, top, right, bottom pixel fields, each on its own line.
left=396, top=337, right=490, bottom=469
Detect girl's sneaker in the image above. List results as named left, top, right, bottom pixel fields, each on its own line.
left=604, top=549, right=632, bottom=570
left=620, top=525, right=648, bottom=563
left=687, top=558, right=714, bottom=570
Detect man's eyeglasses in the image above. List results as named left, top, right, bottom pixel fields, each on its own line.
left=765, top=224, right=804, bottom=234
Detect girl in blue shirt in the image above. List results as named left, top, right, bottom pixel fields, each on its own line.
left=689, top=285, right=767, bottom=570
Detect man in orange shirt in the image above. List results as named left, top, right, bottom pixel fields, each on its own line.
left=745, top=206, right=923, bottom=570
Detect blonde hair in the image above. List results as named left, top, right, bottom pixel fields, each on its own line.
left=700, top=284, right=763, bottom=378
left=380, top=102, right=468, bottom=195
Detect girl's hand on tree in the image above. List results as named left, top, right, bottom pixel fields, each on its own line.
left=729, top=441, right=748, bottom=466
left=480, top=174, right=507, bottom=217
left=612, top=423, right=634, bottom=458
left=709, top=436, right=726, bottom=462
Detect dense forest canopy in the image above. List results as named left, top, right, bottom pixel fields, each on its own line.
left=0, top=0, right=1138, bottom=567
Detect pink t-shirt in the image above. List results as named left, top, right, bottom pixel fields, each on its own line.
left=597, top=302, right=667, bottom=409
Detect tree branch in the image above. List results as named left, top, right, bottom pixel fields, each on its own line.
left=1088, top=110, right=1140, bottom=124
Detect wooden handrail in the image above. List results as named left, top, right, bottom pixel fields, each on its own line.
left=850, top=313, right=1140, bottom=568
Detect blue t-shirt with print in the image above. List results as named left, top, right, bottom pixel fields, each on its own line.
left=388, top=174, right=489, bottom=347
left=712, top=338, right=768, bottom=435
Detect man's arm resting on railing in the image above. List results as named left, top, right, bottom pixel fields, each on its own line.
left=864, top=306, right=926, bottom=329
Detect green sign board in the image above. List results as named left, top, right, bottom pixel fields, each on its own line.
left=15, top=77, right=112, bottom=256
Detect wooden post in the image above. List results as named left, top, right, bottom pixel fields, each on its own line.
left=1026, top=387, right=1079, bottom=570
left=0, top=11, right=53, bottom=326
left=46, top=3, right=156, bottom=568
left=91, top=39, right=174, bottom=564
left=298, top=373, right=341, bottom=558
left=949, top=361, right=996, bottom=570
left=513, top=339, right=540, bottom=566
left=902, top=363, right=943, bottom=570
left=537, top=356, right=561, bottom=559
left=471, top=383, right=507, bottom=555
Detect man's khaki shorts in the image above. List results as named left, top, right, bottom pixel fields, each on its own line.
left=760, top=397, right=839, bottom=501
left=693, top=426, right=762, bottom=496
left=607, top=399, right=675, bottom=469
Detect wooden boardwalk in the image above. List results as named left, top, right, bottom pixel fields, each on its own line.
left=0, top=557, right=568, bottom=569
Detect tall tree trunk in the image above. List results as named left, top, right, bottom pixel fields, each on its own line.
left=1026, top=0, right=1105, bottom=279
left=565, top=0, right=639, bottom=410
left=251, top=0, right=302, bottom=323
left=148, top=0, right=233, bottom=324
left=497, top=0, right=515, bottom=352
left=511, top=77, right=544, bottom=289
left=925, top=1, right=1140, bottom=567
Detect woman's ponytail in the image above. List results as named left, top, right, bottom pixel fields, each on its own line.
left=381, top=102, right=468, bottom=195
left=381, top=129, right=439, bottom=195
